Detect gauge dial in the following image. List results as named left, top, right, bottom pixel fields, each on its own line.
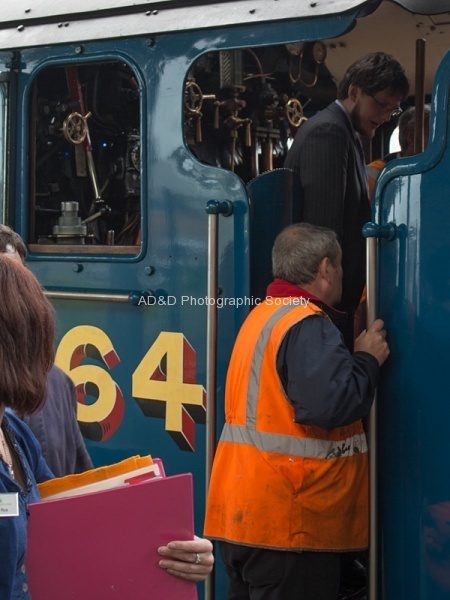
left=285, top=42, right=305, bottom=56
left=312, top=41, right=327, bottom=64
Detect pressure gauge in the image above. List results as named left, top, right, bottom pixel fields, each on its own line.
left=131, top=141, right=140, bottom=171
left=312, top=41, right=327, bottom=64
left=285, top=42, right=305, bottom=56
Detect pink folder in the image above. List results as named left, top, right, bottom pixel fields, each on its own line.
left=26, top=473, right=198, bottom=600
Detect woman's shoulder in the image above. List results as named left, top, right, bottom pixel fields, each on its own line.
left=4, top=410, right=53, bottom=481
left=4, top=409, right=36, bottom=441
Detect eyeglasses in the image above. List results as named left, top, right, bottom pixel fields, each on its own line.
left=367, top=93, right=403, bottom=119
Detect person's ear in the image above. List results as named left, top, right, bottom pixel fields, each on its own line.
left=318, top=257, right=330, bottom=281
left=348, top=83, right=361, bottom=105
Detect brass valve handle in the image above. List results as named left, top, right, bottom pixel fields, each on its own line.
left=62, top=111, right=92, bottom=145
left=285, top=99, right=305, bottom=128
left=185, top=81, right=204, bottom=115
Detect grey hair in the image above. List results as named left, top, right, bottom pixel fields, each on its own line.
left=272, top=223, right=341, bottom=285
left=398, top=105, right=430, bottom=152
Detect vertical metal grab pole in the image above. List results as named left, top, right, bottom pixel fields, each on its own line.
left=204, top=199, right=233, bottom=600
left=364, top=222, right=397, bottom=600
left=205, top=209, right=218, bottom=496
left=366, top=233, right=378, bottom=600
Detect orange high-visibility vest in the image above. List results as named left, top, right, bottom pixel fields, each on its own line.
left=204, top=298, right=369, bottom=551
left=367, top=159, right=386, bottom=199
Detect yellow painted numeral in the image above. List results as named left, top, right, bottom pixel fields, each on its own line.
left=55, top=326, right=125, bottom=442
left=132, top=331, right=206, bottom=451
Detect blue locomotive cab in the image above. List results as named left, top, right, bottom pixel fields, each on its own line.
left=1, top=1, right=450, bottom=598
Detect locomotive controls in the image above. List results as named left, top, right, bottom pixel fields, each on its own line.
left=184, top=43, right=332, bottom=180
left=28, top=43, right=332, bottom=250
left=30, top=61, right=140, bottom=251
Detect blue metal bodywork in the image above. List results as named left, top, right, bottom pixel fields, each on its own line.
left=373, top=48, right=450, bottom=600
left=3, top=1, right=450, bottom=597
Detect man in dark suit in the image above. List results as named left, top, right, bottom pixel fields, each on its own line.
left=285, top=52, right=409, bottom=346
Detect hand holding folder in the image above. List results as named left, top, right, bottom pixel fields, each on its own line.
left=27, top=460, right=198, bottom=600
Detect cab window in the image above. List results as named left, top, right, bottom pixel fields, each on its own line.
left=28, top=61, right=140, bottom=254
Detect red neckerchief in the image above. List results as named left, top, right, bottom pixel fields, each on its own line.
left=266, top=278, right=347, bottom=330
left=266, top=279, right=322, bottom=302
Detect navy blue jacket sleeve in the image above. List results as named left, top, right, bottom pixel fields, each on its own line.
left=276, top=315, right=380, bottom=430
left=60, top=369, right=94, bottom=474
left=23, top=365, right=93, bottom=477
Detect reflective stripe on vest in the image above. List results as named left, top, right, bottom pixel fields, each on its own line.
left=220, top=423, right=368, bottom=459
left=219, top=301, right=368, bottom=459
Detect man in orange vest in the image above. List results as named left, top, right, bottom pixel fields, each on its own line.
left=204, top=222, right=389, bottom=600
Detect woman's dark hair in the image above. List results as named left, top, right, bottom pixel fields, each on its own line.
left=337, top=52, right=410, bottom=100
left=0, top=255, right=54, bottom=413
